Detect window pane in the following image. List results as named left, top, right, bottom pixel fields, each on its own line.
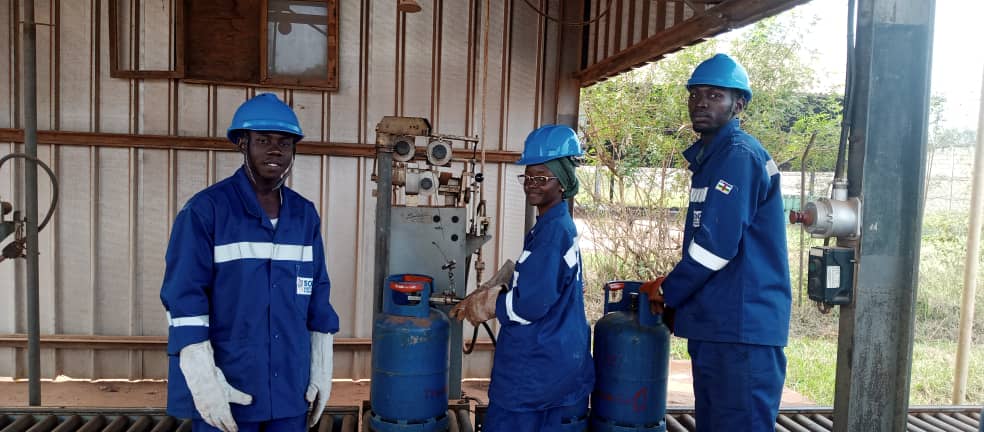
left=267, top=0, right=328, bottom=79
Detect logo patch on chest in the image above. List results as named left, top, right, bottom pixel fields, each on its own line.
left=693, top=210, right=702, bottom=228
left=297, top=277, right=313, bottom=295
left=715, top=179, right=734, bottom=195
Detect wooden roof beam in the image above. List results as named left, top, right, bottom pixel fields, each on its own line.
left=576, top=0, right=812, bottom=86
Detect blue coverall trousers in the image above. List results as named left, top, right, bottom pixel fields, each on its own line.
left=193, top=414, right=306, bottom=432
left=689, top=340, right=786, bottom=432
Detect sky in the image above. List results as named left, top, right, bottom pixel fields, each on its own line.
left=775, top=0, right=984, bottom=131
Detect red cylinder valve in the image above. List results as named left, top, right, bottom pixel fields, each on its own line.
left=789, top=210, right=814, bottom=226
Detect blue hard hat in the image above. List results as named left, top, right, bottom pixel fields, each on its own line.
left=516, top=124, right=583, bottom=165
left=227, top=93, right=304, bottom=143
left=686, top=53, right=753, bottom=102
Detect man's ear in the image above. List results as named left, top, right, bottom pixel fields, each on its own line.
left=235, top=134, right=249, bottom=152
left=732, top=96, right=746, bottom=116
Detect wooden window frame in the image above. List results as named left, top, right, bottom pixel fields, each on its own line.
left=108, top=0, right=185, bottom=79
left=259, top=0, right=339, bottom=90
left=109, top=0, right=339, bottom=92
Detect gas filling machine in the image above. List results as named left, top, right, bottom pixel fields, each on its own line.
left=367, top=116, right=492, bottom=431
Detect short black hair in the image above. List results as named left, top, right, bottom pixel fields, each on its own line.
left=731, top=88, right=747, bottom=104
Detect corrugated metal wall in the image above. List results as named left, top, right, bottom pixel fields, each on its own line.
left=0, top=0, right=570, bottom=380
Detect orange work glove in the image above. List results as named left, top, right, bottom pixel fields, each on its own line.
left=640, top=276, right=675, bottom=333
left=639, top=277, right=666, bottom=314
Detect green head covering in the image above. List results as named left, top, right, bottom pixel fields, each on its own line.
left=543, top=157, right=579, bottom=199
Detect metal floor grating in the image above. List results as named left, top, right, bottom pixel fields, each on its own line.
left=1, top=405, right=980, bottom=431
left=469, top=405, right=982, bottom=432
left=665, top=406, right=982, bottom=432
left=0, top=408, right=361, bottom=432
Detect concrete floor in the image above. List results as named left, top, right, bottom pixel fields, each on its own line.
left=0, top=360, right=814, bottom=408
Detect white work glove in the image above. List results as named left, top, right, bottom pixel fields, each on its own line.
left=179, top=340, right=253, bottom=432
left=449, top=260, right=515, bottom=325
left=306, top=331, right=334, bottom=428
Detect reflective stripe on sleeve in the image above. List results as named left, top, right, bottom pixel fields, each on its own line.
left=563, top=239, right=579, bottom=268
left=688, top=241, right=730, bottom=271
left=166, top=311, right=210, bottom=327
left=766, top=159, right=780, bottom=177
left=505, top=289, right=532, bottom=325
left=690, top=187, right=709, bottom=203
left=517, top=250, right=532, bottom=264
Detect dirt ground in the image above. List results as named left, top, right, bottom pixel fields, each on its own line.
left=0, top=360, right=814, bottom=408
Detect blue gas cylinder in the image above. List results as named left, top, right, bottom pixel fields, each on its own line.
left=370, top=274, right=450, bottom=432
left=591, top=281, right=671, bottom=432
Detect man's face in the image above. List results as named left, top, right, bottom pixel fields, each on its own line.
left=688, top=85, right=745, bottom=135
left=523, top=163, right=564, bottom=211
left=238, top=131, right=297, bottom=184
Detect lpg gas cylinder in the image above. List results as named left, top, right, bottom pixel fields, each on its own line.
left=591, top=280, right=671, bottom=432
left=369, top=274, right=450, bottom=432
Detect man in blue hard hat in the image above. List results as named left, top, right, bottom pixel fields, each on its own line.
left=450, top=124, right=594, bottom=432
left=161, top=93, right=340, bottom=432
left=641, top=53, right=792, bottom=431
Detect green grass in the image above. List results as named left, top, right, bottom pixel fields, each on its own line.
left=784, top=337, right=838, bottom=405
left=781, top=337, right=984, bottom=406
left=582, top=207, right=984, bottom=406
left=909, top=341, right=984, bottom=405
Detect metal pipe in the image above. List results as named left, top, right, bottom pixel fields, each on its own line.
left=833, top=0, right=857, bottom=181
left=833, top=0, right=870, bottom=422
left=22, top=0, right=42, bottom=407
left=952, top=65, right=984, bottom=404
left=372, top=149, right=393, bottom=317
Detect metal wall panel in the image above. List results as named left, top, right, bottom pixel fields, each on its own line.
left=321, top=156, right=364, bottom=379
left=97, top=0, right=133, bottom=135
left=400, top=0, right=434, bottom=120
left=139, top=81, right=172, bottom=135
left=93, top=147, right=133, bottom=378
left=52, top=145, right=95, bottom=377
left=352, top=158, right=377, bottom=380
left=0, top=142, right=16, bottom=373
left=291, top=91, right=326, bottom=142
left=35, top=0, right=55, bottom=131
left=1, top=0, right=568, bottom=380
left=435, top=1, right=470, bottom=136
left=505, top=0, right=540, bottom=152
left=475, top=0, right=506, bottom=152
left=57, top=0, right=92, bottom=131
left=176, top=83, right=209, bottom=137
left=141, top=0, right=174, bottom=71
left=134, top=148, right=170, bottom=378
left=0, top=2, right=14, bottom=128
left=327, top=1, right=362, bottom=143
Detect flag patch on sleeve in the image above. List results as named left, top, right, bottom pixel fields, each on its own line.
left=715, top=179, right=734, bottom=194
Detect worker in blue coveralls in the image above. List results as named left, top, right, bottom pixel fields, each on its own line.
left=449, top=125, right=595, bottom=432
left=160, top=93, right=340, bottom=432
left=641, top=54, right=792, bottom=431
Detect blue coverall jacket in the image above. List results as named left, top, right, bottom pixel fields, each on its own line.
left=161, top=167, right=340, bottom=422
left=662, top=118, right=791, bottom=347
left=490, top=201, right=595, bottom=412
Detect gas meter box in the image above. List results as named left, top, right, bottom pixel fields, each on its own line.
left=807, top=246, right=854, bottom=306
